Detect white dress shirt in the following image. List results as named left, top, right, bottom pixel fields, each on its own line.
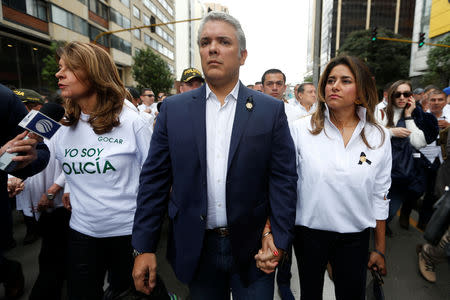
left=290, top=105, right=392, bottom=233
left=375, top=98, right=387, bottom=122
left=289, top=99, right=317, bottom=120
left=205, top=81, right=239, bottom=229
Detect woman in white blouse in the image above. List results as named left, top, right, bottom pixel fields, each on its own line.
left=289, top=56, right=391, bottom=299
left=377, top=80, right=427, bottom=229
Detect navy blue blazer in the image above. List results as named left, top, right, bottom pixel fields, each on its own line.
left=132, top=82, right=297, bottom=284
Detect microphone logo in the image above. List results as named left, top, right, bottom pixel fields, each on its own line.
left=35, top=119, right=54, bottom=134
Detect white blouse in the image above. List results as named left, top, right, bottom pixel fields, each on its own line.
left=290, top=105, right=392, bottom=233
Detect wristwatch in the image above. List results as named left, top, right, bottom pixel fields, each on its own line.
left=132, top=249, right=143, bottom=258
left=47, top=193, right=55, bottom=201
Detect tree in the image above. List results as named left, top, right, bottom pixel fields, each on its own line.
left=132, top=48, right=173, bottom=95
left=422, top=35, right=450, bottom=87
left=303, top=74, right=313, bottom=82
left=337, top=28, right=411, bottom=93
left=41, top=41, right=65, bottom=92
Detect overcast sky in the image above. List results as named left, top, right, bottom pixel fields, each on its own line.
left=199, top=0, right=311, bottom=86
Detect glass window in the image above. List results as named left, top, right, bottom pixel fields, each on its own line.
left=52, top=5, right=69, bottom=28
left=89, top=25, right=109, bottom=47
left=111, top=35, right=131, bottom=55
left=51, top=5, right=87, bottom=36
left=133, top=5, right=140, bottom=19
left=25, top=0, right=48, bottom=21
left=73, top=15, right=88, bottom=35
left=144, top=14, right=150, bottom=26
left=133, top=29, right=141, bottom=40
left=120, top=0, right=129, bottom=8
left=123, top=16, right=130, bottom=28
left=89, top=0, right=108, bottom=20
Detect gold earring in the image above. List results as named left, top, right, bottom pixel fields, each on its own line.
left=355, top=99, right=362, bottom=105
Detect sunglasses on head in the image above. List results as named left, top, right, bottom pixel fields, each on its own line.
left=394, top=91, right=412, bottom=98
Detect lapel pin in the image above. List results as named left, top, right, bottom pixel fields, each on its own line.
left=358, top=152, right=371, bottom=165
left=246, top=96, right=254, bottom=112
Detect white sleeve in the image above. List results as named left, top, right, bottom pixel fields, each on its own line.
left=64, top=183, right=70, bottom=194
left=54, top=172, right=65, bottom=187
left=135, top=123, right=152, bottom=167
left=373, top=130, right=392, bottom=220
left=405, top=119, right=427, bottom=150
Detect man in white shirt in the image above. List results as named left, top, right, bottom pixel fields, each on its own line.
left=292, top=83, right=317, bottom=117
left=132, top=11, right=297, bottom=299
left=261, top=69, right=295, bottom=300
left=417, top=89, right=450, bottom=229
left=138, top=88, right=157, bottom=116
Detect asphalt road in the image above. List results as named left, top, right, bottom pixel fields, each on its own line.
left=2, top=210, right=449, bottom=300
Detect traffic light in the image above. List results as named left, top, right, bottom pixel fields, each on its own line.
left=418, top=32, right=425, bottom=48
left=150, top=16, right=156, bottom=33
left=371, top=27, right=378, bottom=41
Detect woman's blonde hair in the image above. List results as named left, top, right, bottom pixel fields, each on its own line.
left=385, top=80, right=412, bottom=128
left=57, top=42, right=130, bottom=134
left=310, top=55, right=385, bottom=149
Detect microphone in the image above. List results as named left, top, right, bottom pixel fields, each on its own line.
left=0, top=103, right=65, bottom=172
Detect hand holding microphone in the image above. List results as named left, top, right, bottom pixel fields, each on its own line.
left=0, top=102, right=65, bottom=173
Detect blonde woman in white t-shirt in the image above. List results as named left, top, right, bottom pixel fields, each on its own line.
left=54, top=42, right=151, bottom=300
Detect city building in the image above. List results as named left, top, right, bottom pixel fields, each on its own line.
left=307, top=0, right=415, bottom=75
left=174, top=1, right=228, bottom=92
left=175, top=0, right=205, bottom=87
left=409, top=0, right=450, bottom=82
left=0, top=0, right=175, bottom=93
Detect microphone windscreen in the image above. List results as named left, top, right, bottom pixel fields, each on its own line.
left=39, top=102, right=65, bottom=122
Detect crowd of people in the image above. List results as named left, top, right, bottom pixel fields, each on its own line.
left=1, top=10, right=449, bottom=300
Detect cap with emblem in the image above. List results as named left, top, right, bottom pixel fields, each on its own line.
left=13, top=89, right=45, bottom=104
left=180, top=68, right=204, bottom=83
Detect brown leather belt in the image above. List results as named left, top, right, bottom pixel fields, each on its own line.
left=207, top=227, right=230, bottom=237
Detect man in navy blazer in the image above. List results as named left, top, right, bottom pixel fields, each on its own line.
left=132, top=11, right=297, bottom=299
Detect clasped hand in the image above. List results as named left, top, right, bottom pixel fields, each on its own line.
left=254, top=233, right=284, bottom=274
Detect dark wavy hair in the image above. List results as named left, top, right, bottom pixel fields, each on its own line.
left=385, top=80, right=412, bottom=128
left=311, top=55, right=385, bottom=149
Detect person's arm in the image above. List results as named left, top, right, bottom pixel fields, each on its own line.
left=368, top=128, right=392, bottom=276
left=4, top=131, right=50, bottom=179
left=132, top=101, right=173, bottom=295
left=267, top=101, right=298, bottom=251
left=412, top=105, right=439, bottom=144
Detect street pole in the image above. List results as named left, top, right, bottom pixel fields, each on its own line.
left=93, top=18, right=202, bottom=44
left=312, top=0, right=322, bottom=87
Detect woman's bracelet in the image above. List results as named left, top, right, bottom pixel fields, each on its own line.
left=262, top=231, right=272, bottom=239
left=373, top=249, right=385, bottom=260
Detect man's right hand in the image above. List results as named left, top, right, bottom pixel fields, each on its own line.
left=132, top=253, right=157, bottom=295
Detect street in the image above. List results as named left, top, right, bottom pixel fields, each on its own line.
left=2, top=210, right=449, bottom=300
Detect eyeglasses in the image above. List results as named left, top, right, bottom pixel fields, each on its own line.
left=143, top=94, right=155, bottom=97
left=394, top=91, right=412, bottom=98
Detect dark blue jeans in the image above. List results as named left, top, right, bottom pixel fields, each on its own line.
left=293, top=226, right=370, bottom=300
left=188, top=231, right=275, bottom=300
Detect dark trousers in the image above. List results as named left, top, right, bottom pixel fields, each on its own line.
left=419, top=160, right=440, bottom=226
left=293, top=226, right=370, bottom=300
left=188, top=231, right=275, bottom=300
left=29, top=208, right=71, bottom=300
left=67, top=229, right=133, bottom=300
